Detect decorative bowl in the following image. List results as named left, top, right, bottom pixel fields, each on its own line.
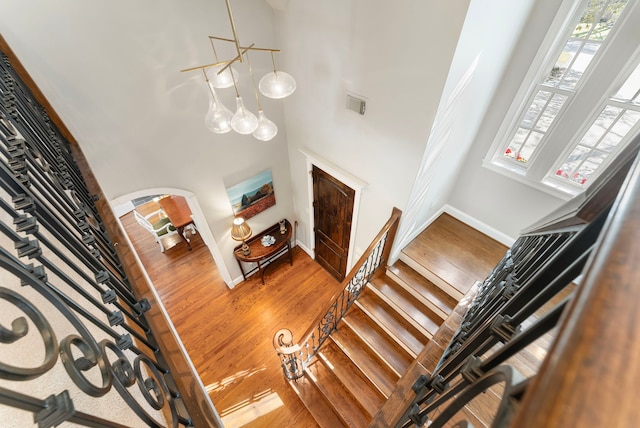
left=261, top=235, right=276, bottom=247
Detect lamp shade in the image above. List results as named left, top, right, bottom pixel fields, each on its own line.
left=259, top=70, right=296, bottom=99
left=207, top=63, right=239, bottom=89
left=253, top=110, right=278, bottom=141
left=231, top=217, right=252, bottom=242
left=231, top=96, right=259, bottom=134
left=205, top=82, right=233, bottom=133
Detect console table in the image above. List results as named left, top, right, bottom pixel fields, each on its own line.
left=233, top=219, right=293, bottom=284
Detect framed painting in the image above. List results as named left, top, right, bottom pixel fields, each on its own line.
left=226, top=169, right=276, bottom=219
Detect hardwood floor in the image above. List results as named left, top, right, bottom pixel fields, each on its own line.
left=120, top=210, right=342, bottom=427
left=401, top=213, right=508, bottom=299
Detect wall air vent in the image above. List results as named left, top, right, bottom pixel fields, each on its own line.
left=346, top=93, right=366, bottom=115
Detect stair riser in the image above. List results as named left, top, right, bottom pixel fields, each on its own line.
left=317, top=351, right=385, bottom=417
left=399, top=252, right=465, bottom=301
left=354, top=300, right=418, bottom=358
left=289, top=378, right=346, bottom=428
left=305, top=367, right=368, bottom=428
left=331, top=327, right=400, bottom=397
left=385, top=268, right=451, bottom=321
left=365, top=283, right=436, bottom=341
left=341, top=317, right=405, bottom=377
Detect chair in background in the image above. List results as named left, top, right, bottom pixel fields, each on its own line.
left=133, top=209, right=179, bottom=252
left=157, top=195, right=197, bottom=250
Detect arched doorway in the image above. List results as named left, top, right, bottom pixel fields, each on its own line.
left=111, top=187, right=232, bottom=285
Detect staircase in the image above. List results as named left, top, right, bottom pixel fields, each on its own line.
left=290, top=213, right=508, bottom=427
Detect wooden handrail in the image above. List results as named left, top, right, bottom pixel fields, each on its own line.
left=299, top=207, right=401, bottom=348
left=0, top=34, right=222, bottom=428
left=387, top=138, right=640, bottom=427
left=522, top=136, right=640, bottom=235
left=512, top=147, right=640, bottom=427
left=273, top=207, right=401, bottom=379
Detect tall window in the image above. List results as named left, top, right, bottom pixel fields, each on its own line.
left=485, top=0, right=640, bottom=197
left=552, top=63, right=640, bottom=186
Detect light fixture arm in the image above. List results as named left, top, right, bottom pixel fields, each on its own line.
left=218, top=43, right=253, bottom=77
left=245, top=51, right=263, bottom=111
left=231, top=62, right=241, bottom=97
left=209, top=38, right=220, bottom=63
left=180, top=0, right=292, bottom=139
left=180, top=60, right=230, bottom=74
left=202, top=68, right=213, bottom=89
left=202, top=67, right=223, bottom=101
left=208, top=36, right=280, bottom=53
left=202, top=68, right=219, bottom=98
left=225, top=0, right=243, bottom=62
left=180, top=45, right=279, bottom=74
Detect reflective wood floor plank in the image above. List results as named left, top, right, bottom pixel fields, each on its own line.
left=121, top=211, right=341, bottom=427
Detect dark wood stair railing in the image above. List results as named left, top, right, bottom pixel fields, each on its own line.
left=512, top=149, right=640, bottom=427
left=379, top=138, right=640, bottom=427
left=273, top=207, right=401, bottom=380
left=0, top=35, right=221, bottom=427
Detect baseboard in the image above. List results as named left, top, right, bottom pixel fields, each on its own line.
left=228, top=276, right=243, bottom=289
left=296, top=240, right=313, bottom=258
left=443, top=205, right=516, bottom=247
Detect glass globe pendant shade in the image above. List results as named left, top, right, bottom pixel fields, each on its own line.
left=231, top=96, right=259, bottom=134
left=206, top=64, right=239, bottom=89
left=252, top=110, right=278, bottom=141
left=259, top=70, right=296, bottom=99
left=205, top=83, right=232, bottom=133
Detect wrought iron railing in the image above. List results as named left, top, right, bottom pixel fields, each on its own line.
left=394, top=227, right=590, bottom=427
left=387, top=140, right=640, bottom=427
left=0, top=43, right=197, bottom=427
left=273, top=207, right=401, bottom=380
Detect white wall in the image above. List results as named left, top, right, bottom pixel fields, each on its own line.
left=392, top=0, right=543, bottom=254
left=0, top=0, right=578, bottom=282
left=273, top=0, right=470, bottom=255
left=0, top=0, right=296, bottom=283
left=447, top=0, right=575, bottom=238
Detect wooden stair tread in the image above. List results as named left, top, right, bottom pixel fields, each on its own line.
left=431, top=404, right=486, bottom=428
left=331, top=324, right=399, bottom=397
left=318, top=340, right=386, bottom=415
left=306, top=360, right=370, bottom=428
left=357, top=289, right=428, bottom=356
left=286, top=214, right=510, bottom=427
left=401, top=213, right=507, bottom=297
left=428, top=382, right=501, bottom=427
left=387, top=260, right=458, bottom=319
left=343, top=306, right=413, bottom=375
left=289, top=376, right=345, bottom=428
left=465, top=384, right=502, bottom=426
left=369, top=276, right=442, bottom=338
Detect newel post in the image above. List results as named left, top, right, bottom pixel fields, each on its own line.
left=380, top=207, right=402, bottom=268
left=272, top=328, right=304, bottom=380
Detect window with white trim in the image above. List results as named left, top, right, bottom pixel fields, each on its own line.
left=485, top=0, right=640, bottom=198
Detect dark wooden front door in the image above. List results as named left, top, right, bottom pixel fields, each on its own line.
left=312, top=165, right=355, bottom=281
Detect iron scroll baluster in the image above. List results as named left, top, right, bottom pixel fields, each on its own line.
left=389, top=152, right=638, bottom=428
left=273, top=208, right=401, bottom=381
left=0, top=49, right=193, bottom=426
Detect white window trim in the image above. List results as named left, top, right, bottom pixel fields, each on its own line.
left=484, top=0, right=584, bottom=165
left=483, top=0, right=640, bottom=200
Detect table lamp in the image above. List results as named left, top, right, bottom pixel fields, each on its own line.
left=231, top=217, right=252, bottom=255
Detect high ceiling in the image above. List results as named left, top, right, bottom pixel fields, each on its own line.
left=1, top=0, right=284, bottom=194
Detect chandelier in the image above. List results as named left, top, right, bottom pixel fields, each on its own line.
left=181, top=0, right=296, bottom=141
